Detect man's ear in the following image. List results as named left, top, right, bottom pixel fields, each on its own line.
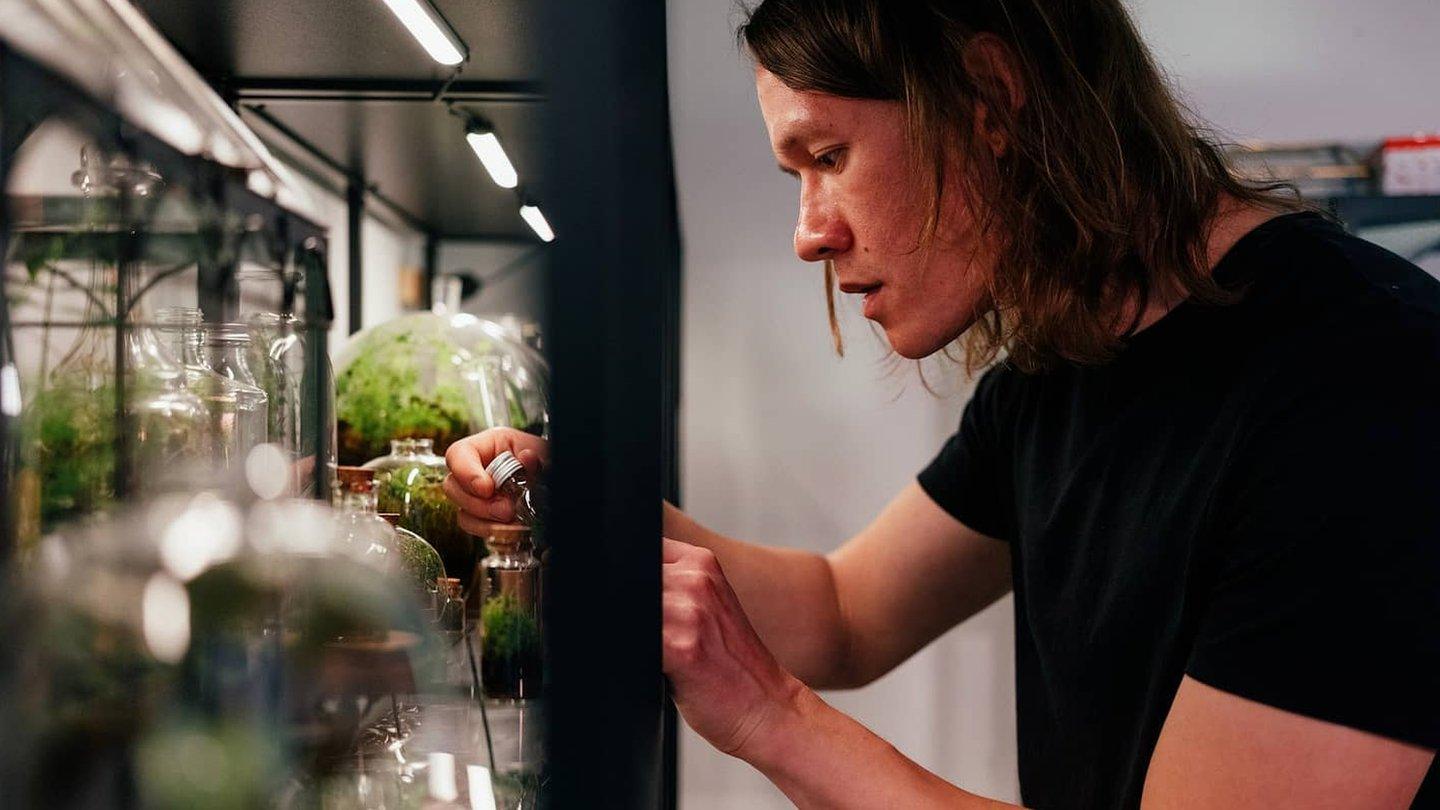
left=962, top=34, right=1026, bottom=157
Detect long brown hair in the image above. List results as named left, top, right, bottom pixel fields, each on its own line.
left=739, top=0, right=1294, bottom=373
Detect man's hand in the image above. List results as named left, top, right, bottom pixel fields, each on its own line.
left=442, top=428, right=548, bottom=531
left=663, top=537, right=806, bottom=759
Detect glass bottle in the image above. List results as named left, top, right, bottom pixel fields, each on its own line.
left=203, top=321, right=269, bottom=461
left=156, top=306, right=260, bottom=472
left=483, top=451, right=542, bottom=527
left=333, top=465, right=398, bottom=574
left=246, top=312, right=303, bottom=461
left=478, top=524, right=541, bottom=699
left=364, top=438, right=475, bottom=589
left=379, top=511, right=447, bottom=603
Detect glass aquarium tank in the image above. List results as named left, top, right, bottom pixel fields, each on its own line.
left=333, top=311, right=548, bottom=466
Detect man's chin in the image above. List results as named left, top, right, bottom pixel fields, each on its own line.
left=884, top=328, right=945, bottom=360
left=883, top=321, right=970, bottom=360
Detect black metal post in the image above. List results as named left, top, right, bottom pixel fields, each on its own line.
left=540, top=0, right=680, bottom=807
left=346, top=178, right=364, bottom=335
left=423, top=232, right=439, bottom=311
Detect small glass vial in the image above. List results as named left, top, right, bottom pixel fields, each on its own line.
left=484, top=451, right=542, bottom=527
left=333, top=466, right=398, bottom=573
left=478, top=524, right=542, bottom=699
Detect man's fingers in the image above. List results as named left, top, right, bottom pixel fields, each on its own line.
left=445, top=437, right=496, bottom=497
left=443, top=474, right=511, bottom=521
left=663, top=537, right=694, bottom=564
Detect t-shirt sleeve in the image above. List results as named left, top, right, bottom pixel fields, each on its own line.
left=1185, top=353, right=1440, bottom=749
left=917, top=367, right=1014, bottom=541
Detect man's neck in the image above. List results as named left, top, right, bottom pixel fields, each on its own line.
left=1128, top=196, right=1282, bottom=335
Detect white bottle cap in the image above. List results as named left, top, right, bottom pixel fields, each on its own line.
left=484, top=450, right=525, bottom=490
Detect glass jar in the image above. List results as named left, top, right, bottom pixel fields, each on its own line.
left=203, top=321, right=270, bottom=460
left=363, top=438, right=475, bottom=590
left=156, top=306, right=266, bottom=472
left=246, top=312, right=304, bottom=461
left=477, top=524, right=542, bottom=700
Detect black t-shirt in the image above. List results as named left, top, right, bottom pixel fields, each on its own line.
left=919, top=212, right=1440, bottom=809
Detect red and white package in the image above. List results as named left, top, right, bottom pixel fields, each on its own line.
left=1381, top=133, right=1440, bottom=196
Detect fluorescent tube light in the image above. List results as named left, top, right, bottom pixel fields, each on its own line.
left=520, top=204, right=555, bottom=242
left=465, top=130, right=519, bottom=189
left=378, top=0, right=467, bottom=66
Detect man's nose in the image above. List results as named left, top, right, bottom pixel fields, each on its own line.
left=794, top=202, right=853, bottom=263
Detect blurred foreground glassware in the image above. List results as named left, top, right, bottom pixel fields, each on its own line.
left=8, top=483, right=434, bottom=808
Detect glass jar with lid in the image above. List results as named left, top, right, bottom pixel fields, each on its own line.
left=477, top=524, right=542, bottom=700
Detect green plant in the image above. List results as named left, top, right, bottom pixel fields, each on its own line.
left=334, top=328, right=475, bottom=465
left=26, top=380, right=118, bottom=535
left=480, top=593, right=540, bottom=664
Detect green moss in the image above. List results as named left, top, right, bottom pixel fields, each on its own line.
left=481, top=592, right=540, bottom=663
left=393, top=527, right=446, bottom=595
left=26, top=381, right=118, bottom=534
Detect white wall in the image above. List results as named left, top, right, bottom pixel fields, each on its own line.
left=278, top=169, right=424, bottom=353
left=667, top=1, right=1016, bottom=806
left=436, top=241, right=547, bottom=322
left=1126, top=0, right=1440, bottom=142
left=667, top=0, right=1438, bottom=807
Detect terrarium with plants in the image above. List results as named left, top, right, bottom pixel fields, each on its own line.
left=333, top=311, right=548, bottom=466
left=364, top=438, right=474, bottom=590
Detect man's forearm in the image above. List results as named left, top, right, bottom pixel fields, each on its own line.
left=663, top=502, right=856, bottom=687
left=743, top=684, right=1017, bottom=809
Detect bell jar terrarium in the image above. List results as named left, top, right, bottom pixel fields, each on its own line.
left=333, top=311, right=547, bottom=466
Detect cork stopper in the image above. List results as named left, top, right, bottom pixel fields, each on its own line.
left=437, top=577, right=463, bottom=599
left=478, top=522, right=532, bottom=554
left=335, top=466, right=375, bottom=493
left=378, top=512, right=401, bottom=526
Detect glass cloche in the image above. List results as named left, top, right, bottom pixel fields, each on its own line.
left=363, top=438, right=472, bottom=591
left=333, top=312, right=549, bottom=466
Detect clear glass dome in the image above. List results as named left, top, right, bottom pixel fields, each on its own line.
left=333, top=312, right=548, bottom=466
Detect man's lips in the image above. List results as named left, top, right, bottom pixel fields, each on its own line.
left=838, top=281, right=882, bottom=295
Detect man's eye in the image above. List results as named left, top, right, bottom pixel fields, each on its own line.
left=815, top=148, right=846, bottom=169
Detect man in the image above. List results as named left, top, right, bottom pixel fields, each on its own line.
left=446, top=1, right=1439, bottom=805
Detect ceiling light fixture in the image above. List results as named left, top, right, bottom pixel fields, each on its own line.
left=465, top=126, right=519, bottom=189
left=520, top=204, right=555, bottom=243
left=377, top=0, right=467, bottom=66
